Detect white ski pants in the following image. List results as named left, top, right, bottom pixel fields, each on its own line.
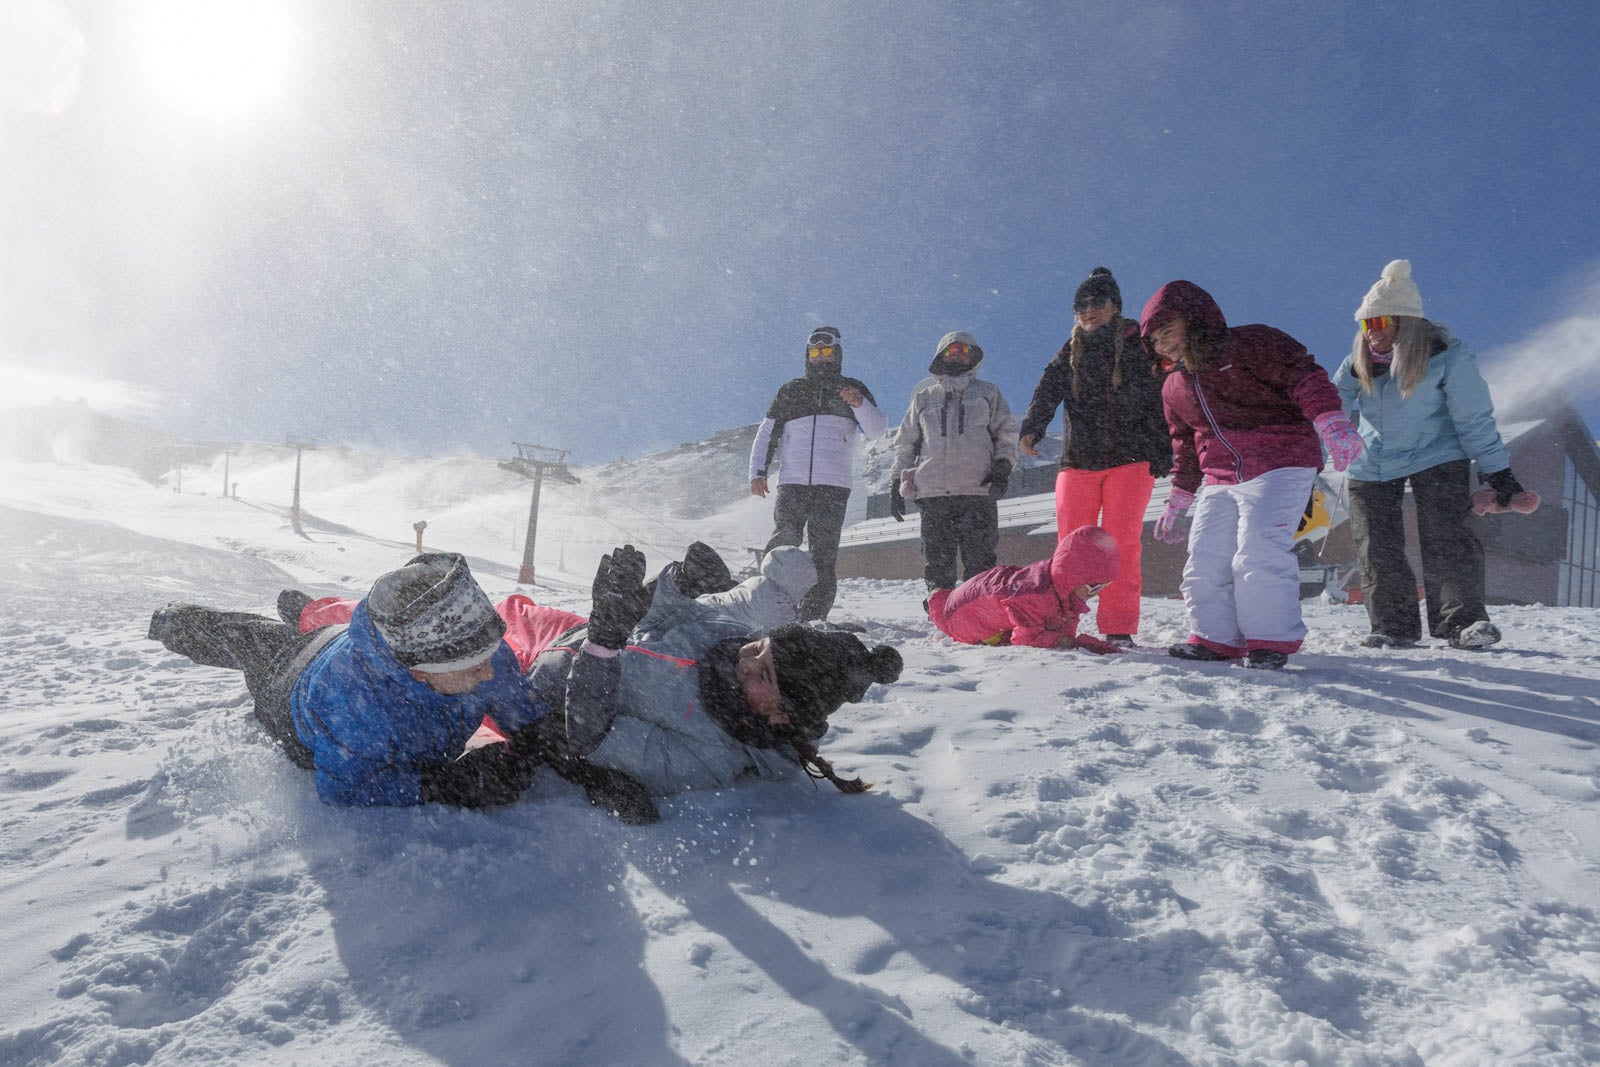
left=1182, top=466, right=1316, bottom=653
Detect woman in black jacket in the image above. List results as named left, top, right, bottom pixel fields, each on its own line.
left=1017, top=267, right=1171, bottom=647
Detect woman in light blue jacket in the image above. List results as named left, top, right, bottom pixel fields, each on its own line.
left=1334, top=260, right=1527, bottom=650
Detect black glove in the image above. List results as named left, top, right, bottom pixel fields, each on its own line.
left=548, top=755, right=659, bottom=825
left=979, top=458, right=1012, bottom=501
left=676, top=541, right=737, bottom=596
left=588, top=544, right=649, bottom=649
left=1483, top=468, right=1524, bottom=508
left=889, top=480, right=906, bottom=521
left=419, top=744, right=539, bottom=808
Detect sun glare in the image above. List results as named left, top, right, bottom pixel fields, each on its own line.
left=138, top=0, right=291, bottom=117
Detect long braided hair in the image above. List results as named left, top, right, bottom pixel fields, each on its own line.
left=1067, top=316, right=1130, bottom=398
left=790, top=736, right=872, bottom=793
left=699, top=638, right=874, bottom=794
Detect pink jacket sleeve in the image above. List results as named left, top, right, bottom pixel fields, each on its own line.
left=1005, top=590, right=1076, bottom=649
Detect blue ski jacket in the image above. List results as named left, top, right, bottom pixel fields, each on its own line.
left=290, top=601, right=539, bottom=806
left=1333, top=330, right=1510, bottom=483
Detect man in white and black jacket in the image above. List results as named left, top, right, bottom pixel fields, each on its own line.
left=748, top=326, right=889, bottom=620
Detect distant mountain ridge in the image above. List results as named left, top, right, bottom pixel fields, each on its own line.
left=3, top=404, right=1065, bottom=546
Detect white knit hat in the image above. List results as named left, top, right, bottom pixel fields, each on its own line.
left=1355, top=259, right=1424, bottom=321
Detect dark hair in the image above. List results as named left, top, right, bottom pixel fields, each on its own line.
left=1144, top=317, right=1212, bottom=375
left=790, top=735, right=871, bottom=793
left=699, top=639, right=872, bottom=793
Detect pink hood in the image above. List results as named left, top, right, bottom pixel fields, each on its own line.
left=1049, top=525, right=1120, bottom=604
left=1139, top=280, right=1229, bottom=354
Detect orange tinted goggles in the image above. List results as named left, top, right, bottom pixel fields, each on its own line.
left=807, top=344, right=838, bottom=359
left=1360, top=315, right=1396, bottom=333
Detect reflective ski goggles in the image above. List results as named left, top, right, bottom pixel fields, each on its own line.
left=1360, top=315, right=1396, bottom=334
left=942, top=341, right=974, bottom=358
left=807, top=344, right=839, bottom=359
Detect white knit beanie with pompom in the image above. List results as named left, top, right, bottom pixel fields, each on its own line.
left=1355, top=259, right=1424, bottom=321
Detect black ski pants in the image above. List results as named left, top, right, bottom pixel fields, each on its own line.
left=765, top=484, right=852, bottom=621
left=1347, top=459, right=1489, bottom=642
left=149, top=605, right=324, bottom=768
left=918, top=494, right=1000, bottom=591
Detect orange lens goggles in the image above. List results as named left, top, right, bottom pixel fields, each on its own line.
left=807, top=344, right=838, bottom=359
left=943, top=342, right=973, bottom=357
left=1360, top=316, right=1395, bottom=333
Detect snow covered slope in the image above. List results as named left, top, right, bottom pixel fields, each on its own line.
left=1, top=436, right=1598, bottom=1065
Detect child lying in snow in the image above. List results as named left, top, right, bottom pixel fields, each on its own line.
left=928, top=525, right=1123, bottom=653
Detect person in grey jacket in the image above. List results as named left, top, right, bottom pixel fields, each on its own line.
left=523, top=545, right=902, bottom=820
left=891, top=330, right=1020, bottom=594
left=1334, top=260, right=1531, bottom=650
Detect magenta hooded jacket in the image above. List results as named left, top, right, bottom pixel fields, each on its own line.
left=930, top=526, right=1120, bottom=650
left=1140, top=281, right=1341, bottom=494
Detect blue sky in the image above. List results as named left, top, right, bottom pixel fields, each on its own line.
left=4, top=0, right=1599, bottom=462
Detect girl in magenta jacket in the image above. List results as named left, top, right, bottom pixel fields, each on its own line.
left=928, top=525, right=1123, bottom=653
left=1141, top=281, right=1363, bottom=669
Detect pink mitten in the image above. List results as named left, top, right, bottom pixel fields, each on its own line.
left=899, top=470, right=917, bottom=500
left=1313, top=411, right=1364, bottom=472
left=1471, top=489, right=1541, bottom=516
left=1154, top=487, right=1195, bottom=544
left=1072, top=633, right=1126, bottom=655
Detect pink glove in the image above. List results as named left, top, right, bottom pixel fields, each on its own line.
left=1314, top=411, right=1364, bottom=472
left=899, top=470, right=917, bottom=500
left=1154, top=487, right=1195, bottom=544
left=1072, top=633, right=1125, bottom=655
left=1471, top=488, right=1541, bottom=515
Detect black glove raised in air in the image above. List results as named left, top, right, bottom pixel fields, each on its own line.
left=588, top=544, right=649, bottom=650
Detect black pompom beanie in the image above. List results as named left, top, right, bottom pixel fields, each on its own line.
left=1074, top=266, right=1122, bottom=312
left=767, top=624, right=902, bottom=735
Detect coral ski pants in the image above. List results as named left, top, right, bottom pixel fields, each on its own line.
left=1055, top=463, right=1155, bottom=635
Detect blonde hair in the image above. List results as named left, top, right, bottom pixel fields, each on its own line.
left=1067, top=316, right=1130, bottom=398
left=1349, top=316, right=1435, bottom=398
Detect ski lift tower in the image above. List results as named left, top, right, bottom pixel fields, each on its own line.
left=499, top=442, right=580, bottom=586
left=286, top=436, right=317, bottom=534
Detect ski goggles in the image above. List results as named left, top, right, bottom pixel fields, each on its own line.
left=942, top=341, right=975, bottom=358
left=806, top=343, right=839, bottom=359
left=1083, top=581, right=1110, bottom=598
left=1360, top=315, right=1396, bottom=334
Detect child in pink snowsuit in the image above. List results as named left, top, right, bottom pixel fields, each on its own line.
left=928, top=525, right=1123, bottom=653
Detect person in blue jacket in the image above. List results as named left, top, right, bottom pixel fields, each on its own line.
left=148, top=552, right=551, bottom=808
left=1335, top=260, right=1528, bottom=650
